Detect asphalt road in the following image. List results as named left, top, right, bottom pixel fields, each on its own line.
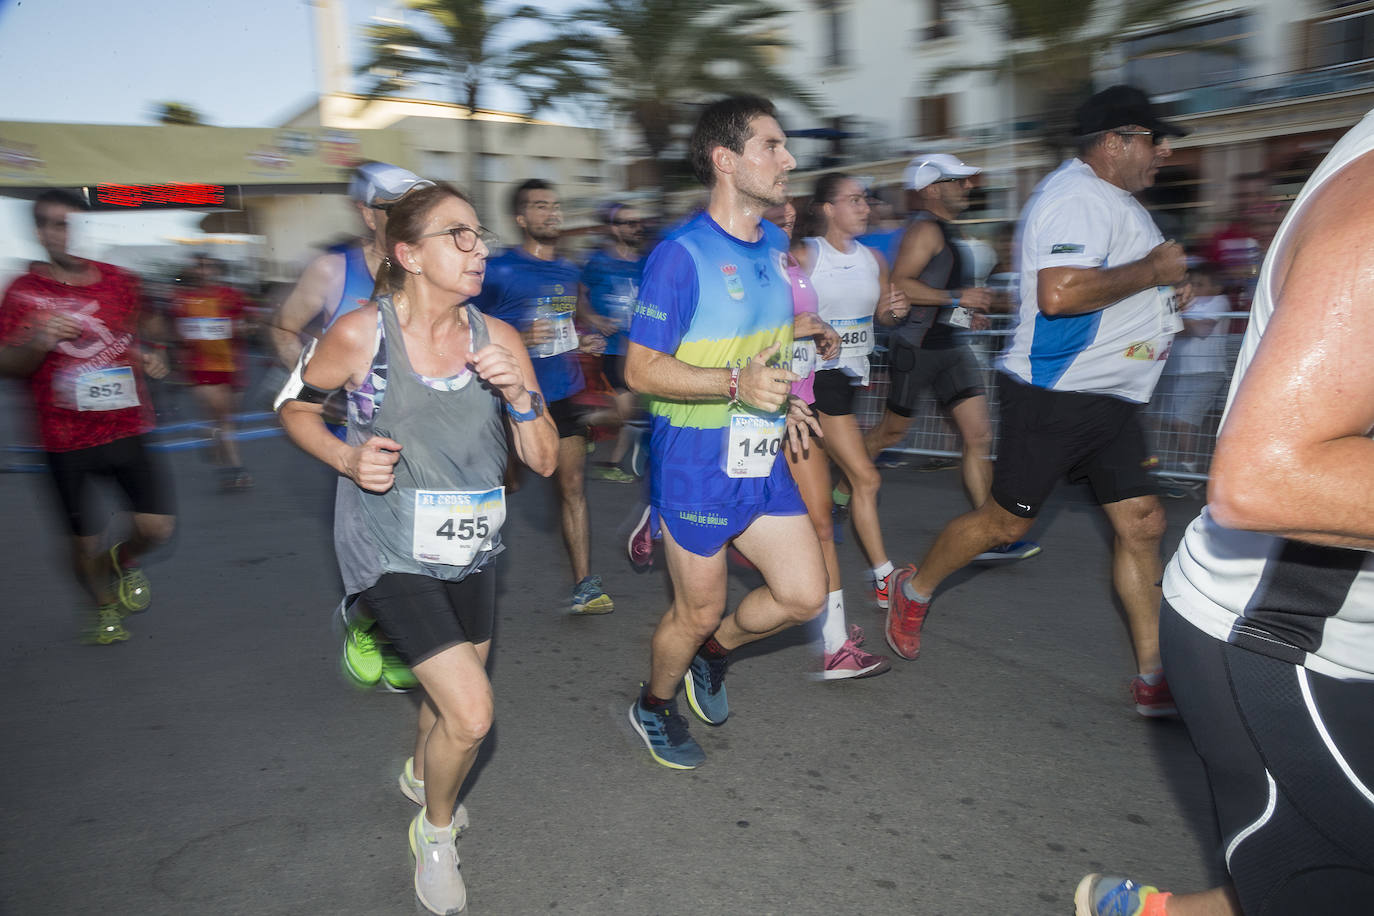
left=1, top=426, right=1226, bottom=915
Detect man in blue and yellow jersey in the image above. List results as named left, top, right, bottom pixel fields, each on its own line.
left=624, top=96, right=827, bottom=769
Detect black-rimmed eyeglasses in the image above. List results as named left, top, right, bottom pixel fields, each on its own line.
left=416, top=225, right=499, bottom=252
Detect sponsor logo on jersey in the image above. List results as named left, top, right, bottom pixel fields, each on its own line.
left=1123, top=341, right=1156, bottom=361
left=721, top=264, right=745, bottom=300
left=1051, top=243, right=1085, bottom=254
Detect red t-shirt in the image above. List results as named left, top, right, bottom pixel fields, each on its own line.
left=172, top=284, right=247, bottom=374
left=0, top=260, right=155, bottom=452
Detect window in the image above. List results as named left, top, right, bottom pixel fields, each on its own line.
left=917, top=95, right=951, bottom=138
left=1307, top=7, right=1374, bottom=69
left=925, top=0, right=952, bottom=41
left=818, top=0, right=848, bottom=68
left=1123, top=14, right=1252, bottom=96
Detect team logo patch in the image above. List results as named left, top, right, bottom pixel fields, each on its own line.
left=1123, top=341, right=1155, bottom=361
left=754, top=262, right=771, bottom=285
left=721, top=264, right=745, bottom=300
left=1051, top=243, right=1085, bottom=254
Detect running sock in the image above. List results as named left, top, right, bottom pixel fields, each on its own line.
left=872, top=560, right=895, bottom=583
left=831, top=488, right=851, bottom=508
left=820, top=590, right=847, bottom=653
left=1141, top=891, right=1172, bottom=916
left=1137, top=669, right=1165, bottom=686
left=421, top=809, right=454, bottom=838
left=699, top=636, right=730, bottom=660
left=900, top=577, right=931, bottom=604
left=640, top=690, right=671, bottom=711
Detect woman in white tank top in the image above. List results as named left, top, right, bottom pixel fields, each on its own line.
left=791, top=174, right=910, bottom=676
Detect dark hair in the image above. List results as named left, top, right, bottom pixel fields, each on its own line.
left=796, top=172, right=854, bottom=240
left=371, top=182, right=473, bottom=299
left=510, top=178, right=555, bottom=217
left=33, top=188, right=87, bottom=221
left=688, top=95, right=778, bottom=187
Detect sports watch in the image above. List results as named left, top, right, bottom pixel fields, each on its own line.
left=505, top=390, right=545, bottom=422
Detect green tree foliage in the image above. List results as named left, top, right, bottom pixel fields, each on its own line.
left=355, top=0, right=507, bottom=212
left=506, top=0, right=819, bottom=192
left=155, top=101, right=206, bottom=126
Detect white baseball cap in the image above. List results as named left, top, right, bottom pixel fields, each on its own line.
left=349, top=161, right=434, bottom=207
left=903, top=153, right=981, bottom=191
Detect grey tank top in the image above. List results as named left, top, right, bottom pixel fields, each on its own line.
left=891, top=211, right=964, bottom=350
left=334, top=296, right=508, bottom=595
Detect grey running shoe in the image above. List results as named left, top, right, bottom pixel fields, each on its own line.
left=410, top=811, right=467, bottom=915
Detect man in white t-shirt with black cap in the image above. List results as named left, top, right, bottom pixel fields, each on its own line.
left=886, top=85, right=1190, bottom=717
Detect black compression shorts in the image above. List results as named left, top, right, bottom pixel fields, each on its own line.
left=46, top=435, right=175, bottom=537
left=363, top=569, right=497, bottom=666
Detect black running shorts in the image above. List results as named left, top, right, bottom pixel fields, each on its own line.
left=885, top=338, right=984, bottom=417
left=811, top=368, right=860, bottom=417
left=1161, top=603, right=1374, bottom=914
left=45, top=434, right=175, bottom=537
left=989, top=372, right=1156, bottom=518
left=548, top=396, right=587, bottom=440
left=363, top=570, right=497, bottom=666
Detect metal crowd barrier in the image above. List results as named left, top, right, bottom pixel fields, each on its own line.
left=855, top=313, right=1251, bottom=487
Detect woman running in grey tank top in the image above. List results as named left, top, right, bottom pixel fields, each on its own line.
left=278, top=183, right=557, bottom=915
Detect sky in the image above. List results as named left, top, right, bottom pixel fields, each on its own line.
left=0, top=0, right=554, bottom=273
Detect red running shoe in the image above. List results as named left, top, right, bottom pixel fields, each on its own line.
left=873, top=564, right=914, bottom=610
left=1131, top=672, right=1178, bottom=718
left=884, top=567, right=930, bottom=660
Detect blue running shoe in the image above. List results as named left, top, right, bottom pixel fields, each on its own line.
left=571, top=575, right=614, bottom=615
left=628, top=696, right=705, bottom=770
left=1073, top=874, right=1165, bottom=916
left=973, top=540, right=1042, bottom=563
left=683, top=653, right=729, bottom=725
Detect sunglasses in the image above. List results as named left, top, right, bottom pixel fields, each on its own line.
left=1113, top=129, right=1166, bottom=145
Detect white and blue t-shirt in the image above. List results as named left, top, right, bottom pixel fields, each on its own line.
left=999, top=158, right=1178, bottom=404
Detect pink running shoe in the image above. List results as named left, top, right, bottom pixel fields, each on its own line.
left=627, top=504, right=654, bottom=571
left=1131, top=672, right=1178, bottom=718
left=816, top=626, right=891, bottom=680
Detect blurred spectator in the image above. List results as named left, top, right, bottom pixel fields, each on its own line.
left=1153, top=262, right=1230, bottom=496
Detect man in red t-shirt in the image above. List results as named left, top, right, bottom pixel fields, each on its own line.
left=0, top=189, right=176, bottom=644
left=173, top=254, right=252, bottom=489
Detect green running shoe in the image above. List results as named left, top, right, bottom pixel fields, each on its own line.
left=342, top=620, right=383, bottom=686
left=109, top=543, right=151, bottom=613
left=84, top=603, right=130, bottom=645
left=380, top=646, right=418, bottom=692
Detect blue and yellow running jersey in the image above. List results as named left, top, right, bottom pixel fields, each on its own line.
left=630, top=211, right=797, bottom=510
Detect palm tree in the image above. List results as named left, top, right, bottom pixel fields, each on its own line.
left=155, top=101, right=206, bottom=125
left=506, top=0, right=819, bottom=196
left=355, top=0, right=507, bottom=212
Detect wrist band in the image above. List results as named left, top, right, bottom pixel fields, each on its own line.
left=949, top=292, right=961, bottom=309
left=728, top=366, right=740, bottom=403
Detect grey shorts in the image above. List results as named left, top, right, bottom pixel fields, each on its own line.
left=885, top=339, right=984, bottom=417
